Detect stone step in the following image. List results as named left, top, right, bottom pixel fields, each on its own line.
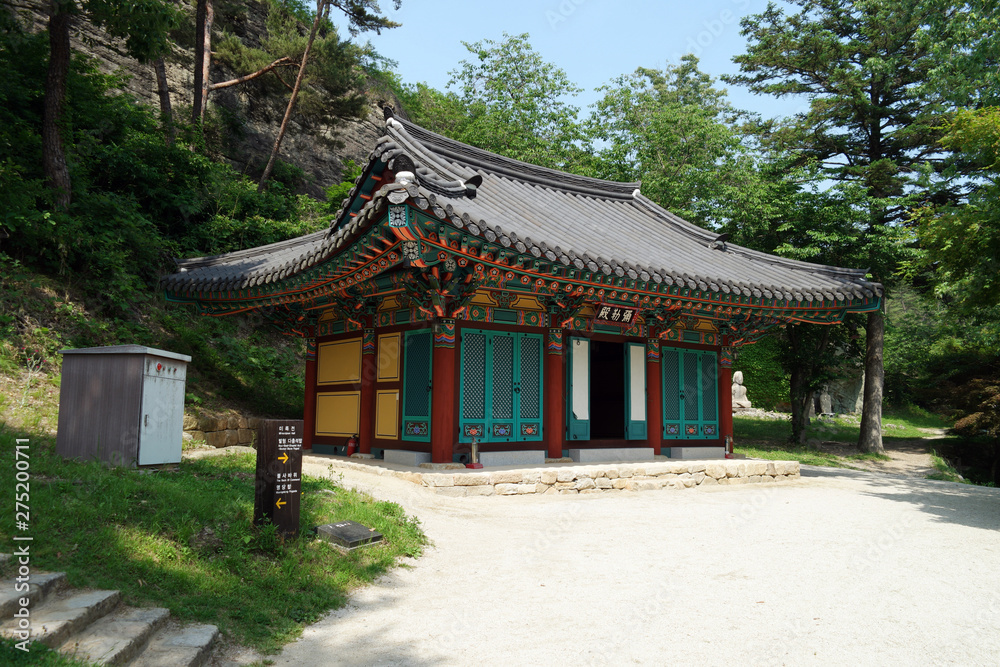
left=0, top=571, right=67, bottom=617
left=0, top=588, right=121, bottom=648
left=130, top=621, right=219, bottom=667
left=58, top=605, right=170, bottom=666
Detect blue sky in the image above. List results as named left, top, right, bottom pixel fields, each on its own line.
left=364, top=0, right=806, bottom=121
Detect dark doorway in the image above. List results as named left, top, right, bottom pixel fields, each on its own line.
left=590, top=340, right=625, bottom=439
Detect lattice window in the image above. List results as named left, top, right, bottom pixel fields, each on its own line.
left=701, top=352, right=717, bottom=421
left=683, top=352, right=699, bottom=419
left=491, top=335, right=515, bottom=420
left=462, top=333, right=486, bottom=420
left=519, top=336, right=541, bottom=420
left=404, top=330, right=432, bottom=418
left=662, top=349, right=680, bottom=421
left=459, top=330, right=543, bottom=442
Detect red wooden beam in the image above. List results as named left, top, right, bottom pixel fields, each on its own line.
left=430, top=321, right=457, bottom=463
left=719, top=354, right=734, bottom=454
left=646, top=339, right=663, bottom=456
left=303, top=341, right=317, bottom=450
left=544, top=328, right=565, bottom=459
left=360, top=332, right=376, bottom=454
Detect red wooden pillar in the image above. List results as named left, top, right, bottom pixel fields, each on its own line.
left=302, top=339, right=317, bottom=450
left=431, top=319, right=457, bottom=463
left=719, top=345, right=734, bottom=451
left=646, top=338, right=663, bottom=456
left=544, top=328, right=565, bottom=459
left=359, top=328, right=376, bottom=454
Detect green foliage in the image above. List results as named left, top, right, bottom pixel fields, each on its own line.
left=0, top=18, right=327, bottom=312
left=324, top=159, right=363, bottom=212
left=405, top=33, right=586, bottom=171
left=910, top=107, right=1000, bottom=310
left=214, top=1, right=369, bottom=131
left=77, top=0, right=181, bottom=63
left=164, top=312, right=306, bottom=417
left=587, top=55, right=769, bottom=228
left=0, top=428, right=426, bottom=653
left=723, top=0, right=960, bottom=278
left=926, top=450, right=970, bottom=484
left=935, top=373, right=1000, bottom=486
left=0, top=637, right=93, bottom=666
left=733, top=336, right=789, bottom=410
left=922, top=0, right=1000, bottom=107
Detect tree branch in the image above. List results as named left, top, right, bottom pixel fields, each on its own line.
left=208, top=57, right=298, bottom=90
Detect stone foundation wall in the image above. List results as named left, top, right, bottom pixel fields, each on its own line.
left=183, top=414, right=262, bottom=448
left=322, top=458, right=800, bottom=497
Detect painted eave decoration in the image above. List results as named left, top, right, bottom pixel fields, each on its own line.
left=160, top=108, right=883, bottom=343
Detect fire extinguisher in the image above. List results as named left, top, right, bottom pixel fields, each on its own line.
left=346, top=434, right=358, bottom=457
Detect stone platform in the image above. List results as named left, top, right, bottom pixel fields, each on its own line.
left=307, top=454, right=800, bottom=497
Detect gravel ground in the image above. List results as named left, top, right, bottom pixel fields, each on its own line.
left=263, top=459, right=1000, bottom=666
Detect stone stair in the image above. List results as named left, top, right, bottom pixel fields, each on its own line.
left=0, top=565, right=218, bottom=666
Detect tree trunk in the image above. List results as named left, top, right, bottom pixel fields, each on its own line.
left=192, top=0, right=213, bottom=125
left=789, top=365, right=811, bottom=445
left=208, top=57, right=297, bottom=91
left=257, top=0, right=324, bottom=191
left=43, top=1, right=72, bottom=210
left=857, top=309, right=885, bottom=453
left=153, top=57, right=174, bottom=146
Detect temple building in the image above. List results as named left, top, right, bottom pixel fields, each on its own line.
left=162, top=109, right=882, bottom=465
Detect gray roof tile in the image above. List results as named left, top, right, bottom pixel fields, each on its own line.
left=163, top=114, right=882, bottom=304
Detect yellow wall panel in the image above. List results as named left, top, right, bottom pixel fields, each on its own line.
left=377, top=333, right=401, bottom=382
left=375, top=390, right=399, bottom=439
left=315, top=391, right=360, bottom=436
left=317, top=339, right=361, bottom=384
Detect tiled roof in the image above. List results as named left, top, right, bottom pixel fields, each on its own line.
left=162, top=113, right=882, bottom=303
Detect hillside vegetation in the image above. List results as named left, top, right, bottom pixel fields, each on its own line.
left=1, top=3, right=998, bottom=485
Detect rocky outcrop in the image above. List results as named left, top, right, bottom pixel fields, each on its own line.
left=16, top=1, right=394, bottom=198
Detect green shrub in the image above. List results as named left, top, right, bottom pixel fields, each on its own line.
left=733, top=335, right=789, bottom=409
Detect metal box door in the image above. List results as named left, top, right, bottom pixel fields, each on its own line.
left=138, top=356, right=186, bottom=465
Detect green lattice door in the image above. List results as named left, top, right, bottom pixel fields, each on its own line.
left=401, top=329, right=432, bottom=441
left=662, top=348, right=718, bottom=440
left=459, top=330, right=543, bottom=443
left=516, top=334, right=543, bottom=440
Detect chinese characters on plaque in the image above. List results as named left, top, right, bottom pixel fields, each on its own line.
left=594, top=303, right=639, bottom=327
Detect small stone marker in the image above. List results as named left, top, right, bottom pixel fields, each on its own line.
left=315, top=520, right=383, bottom=551
left=254, top=419, right=303, bottom=537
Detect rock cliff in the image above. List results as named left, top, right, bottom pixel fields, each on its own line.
left=19, top=1, right=397, bottom=198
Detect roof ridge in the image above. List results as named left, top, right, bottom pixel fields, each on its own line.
left=389, top=117, right=640, bottom=200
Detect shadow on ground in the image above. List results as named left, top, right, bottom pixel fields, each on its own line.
left=802, top=465, right=1000, bottom=532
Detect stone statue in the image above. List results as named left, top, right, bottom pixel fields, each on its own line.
left=732, top=370, right=752, bottom=411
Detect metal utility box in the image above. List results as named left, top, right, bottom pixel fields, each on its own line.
left=57, top=345, right=191, bottom=467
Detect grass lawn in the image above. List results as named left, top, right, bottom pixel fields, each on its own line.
left=1, top=637, right=96, bottom=665
left=733, top=407, right=959, bottom=471
left=0, top=425, right=426, bottom=655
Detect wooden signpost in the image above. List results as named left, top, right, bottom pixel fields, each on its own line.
left=254, top=419, right=303, bottom=537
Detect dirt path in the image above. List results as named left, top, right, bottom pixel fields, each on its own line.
left=817, top=431, right=946, bottom=478
left=265, top=458, right=1000, bottom=667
